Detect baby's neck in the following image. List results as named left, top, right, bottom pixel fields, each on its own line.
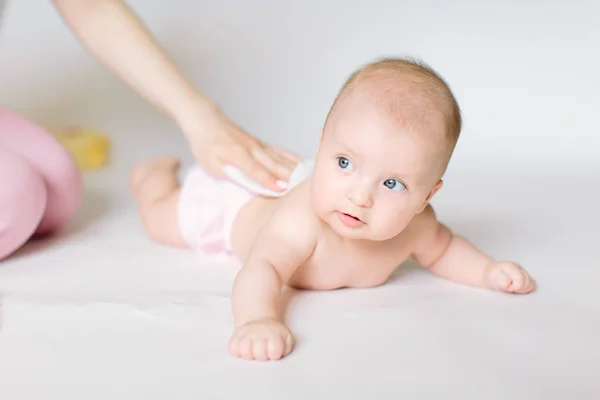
left=338, top=233, right=387, bottom=252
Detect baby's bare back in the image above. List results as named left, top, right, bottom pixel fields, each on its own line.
left=231, top=181, right=418, bottom=290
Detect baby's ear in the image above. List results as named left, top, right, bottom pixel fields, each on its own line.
left=417, top=180, right=443, bottom=213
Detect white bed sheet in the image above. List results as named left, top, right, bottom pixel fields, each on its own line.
left=1, top=166, right=598, bottom=399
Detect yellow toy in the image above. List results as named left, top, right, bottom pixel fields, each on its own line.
left=54, top=126, right=111, bottom=171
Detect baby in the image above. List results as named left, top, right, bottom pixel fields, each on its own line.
left=131, top=57, right=536, bottom=361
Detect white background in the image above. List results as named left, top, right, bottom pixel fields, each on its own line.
left=0, top=1, right=599, bottom=399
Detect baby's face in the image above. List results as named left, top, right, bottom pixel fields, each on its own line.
left=310, top=97, right=445, bottom=241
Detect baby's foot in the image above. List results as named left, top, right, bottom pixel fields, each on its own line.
left=485, top=261, right=536, bottom=294
left=130, top=156, right=179, bottom=197
left=229, top=319, right=294, bottom=361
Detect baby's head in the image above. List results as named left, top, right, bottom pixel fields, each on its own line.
left=310, top=57, right=462, bottom=241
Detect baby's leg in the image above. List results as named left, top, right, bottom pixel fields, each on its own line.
left=130, top=157, right=186, bottom=247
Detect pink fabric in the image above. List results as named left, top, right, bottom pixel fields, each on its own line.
left=0, top=107, right=83, bottom=260
left=0, top=148, right=48, bottom=260
left=0, top=107, right=82, bottom=235
left=177, top=164, right=253, bottom=261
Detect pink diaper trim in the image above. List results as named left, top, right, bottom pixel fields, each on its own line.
left=177, top=164, right=253, bottom=259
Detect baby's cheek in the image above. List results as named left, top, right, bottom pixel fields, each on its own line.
left=373, top=205, right=411, bottom=238
left=375, top=219, right=404, bottom=240
left=312, top=168, right=333, bottom=194
left=312, top=173, right=341, bottom=214
left=309, top=175, right=329, bottom=210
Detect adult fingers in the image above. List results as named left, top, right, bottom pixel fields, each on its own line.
left=264, top=146, right=301, bottom=171
left=266, top=146, right=302, bottom=165
left=251, top=146, right=297, bottom=181
left=219, top=145, right=288, bottom=192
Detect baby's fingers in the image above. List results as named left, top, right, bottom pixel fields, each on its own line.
left=267, top=336, right=285, bottom=360
left=283, top=333, right=295, bottom=357
left=492, top=269, right=512, bottom=291
left=239, top=337, right=254, bottom=359
left=508, top=271, right=525, bottom=293
left=252, top=339, right=269, bottom=361
left=228, top=333, right=241, bottom=358
left=528, top=275, right=537, bottom=292
left=519, top=272, right=536, bottom=293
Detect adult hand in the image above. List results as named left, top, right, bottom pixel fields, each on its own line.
left=180, top=102, right=300, bottom=192
left=51, top=0, right=299, bottom=191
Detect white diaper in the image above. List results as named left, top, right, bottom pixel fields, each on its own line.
left=177, top=159, right=314, bottom=261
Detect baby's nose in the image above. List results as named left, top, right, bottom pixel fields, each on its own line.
left=348, top=186, right=373, bottom=208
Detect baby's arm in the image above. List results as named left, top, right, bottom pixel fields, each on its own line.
left=229, top=200, right=317, bottom=361
left=411, top=206, right=535, bottom=293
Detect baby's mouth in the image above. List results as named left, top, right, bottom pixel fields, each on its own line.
left=343, top=213, right=362, bottom=222
left=336, top=211, right=366, bottom=227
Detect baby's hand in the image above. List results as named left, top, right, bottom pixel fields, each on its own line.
left=229, top=319, right=294, bottom=361
left=485, top=261, right=536, bottom=294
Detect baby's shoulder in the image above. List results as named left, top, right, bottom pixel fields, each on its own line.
left=399, top=204, right=443, bottom=249
left=265, top=180, right=319, bottom=236
left=246, top=181, right=320, bottom=262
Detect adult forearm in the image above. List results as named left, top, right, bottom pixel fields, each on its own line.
left=52, top=0, right=213, bottom=124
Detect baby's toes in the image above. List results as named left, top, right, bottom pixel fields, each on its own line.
left=130, top=163, right=149, bottom=195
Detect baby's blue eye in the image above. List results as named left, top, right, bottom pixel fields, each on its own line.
left=384, top=179, right=405, bottom=192
left=338, top=157, right=353, bottom=170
